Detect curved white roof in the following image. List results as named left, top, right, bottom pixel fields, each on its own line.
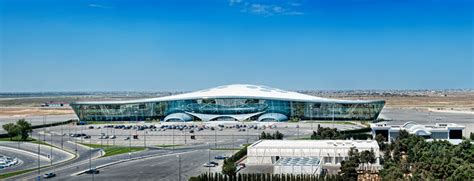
left=73, top=84, right=384, bottom=105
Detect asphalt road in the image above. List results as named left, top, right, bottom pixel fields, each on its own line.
left=380, top=107, right=474, bottom=136
left=5, top=130, right=102, bottom=181
left=0, top=148, right=49, bottom=174
left=5, top=107, right=472, bottom=181
left=70, top=149, right=235, bottom=181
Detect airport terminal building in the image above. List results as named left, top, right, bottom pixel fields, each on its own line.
left=70, top=84, right=385, bottom=122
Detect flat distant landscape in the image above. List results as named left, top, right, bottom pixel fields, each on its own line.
left=0, top=90, right=473, bottom=136
left=0, top=90, right=472, bottom=118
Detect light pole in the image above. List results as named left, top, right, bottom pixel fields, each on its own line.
left=297, top=124, right=299, bottom=139
left=172, top=127, right=175, bottom=150
left=129, top=124, right=132, bottom=160
left=310, top=104, right=313, bottom=130
left=75, top=124, right=78, bottom=157
left=184, top=129, right=187, bottom=145
left=61, top=123, right=64, bottom=149
left=106, top=126, right=109, bottom=146
left=208, top=143, right=211, bottom=173
left=177, top=154, right=181, bottom=181
left=113, top=127, right=116, bottom=146
left=43, top=116, right=46, bottom=145
left=332, top=102, right=335, bottom=129
left=246, top=125, right=249, bottom=144
left=81, top=123, right=84, bottom=143
left=144, top=131, right=147, bottom=148
left=50, top=123, right=53, bottom=166
left=89, top=137, right=94, bottom=181
left=37, top=131, right=41, bottom=179
left=100, top=131, right=103, bottom=149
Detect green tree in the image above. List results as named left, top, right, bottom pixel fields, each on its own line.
left=274, top=131, right=284, bottom=140
left=2, top=123, right=19, bottom=140
left=260, top=131, right=267, bottom=139
left=16, top=119, right=32, bottom=140
left=222, top=160, right=236, bottom=176
left=375, top=134, right=386, bottom=151
left=339, top=147, right=360, bottom=181
left=359, top=150, right=370, bottom=163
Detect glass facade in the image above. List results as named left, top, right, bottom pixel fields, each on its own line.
left=70, top=98, right=385, bottom=122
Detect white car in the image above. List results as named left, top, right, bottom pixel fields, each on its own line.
left=203, top=162, right=216, bottom=167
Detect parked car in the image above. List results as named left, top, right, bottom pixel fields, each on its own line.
left=43, top=172, right=56, bottom=179
left=84, top=135, right=91, bottom=139
left=88, top=126, right=94, bottom=129
left=124, top=137, right=130, bottom=140
left=110, top=135, right=116, bottom=139
left=210, top=161, right=219, bottom=166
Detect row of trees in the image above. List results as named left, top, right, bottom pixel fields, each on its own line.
left=310, top=125, right=343, bottom=140
left=378, top=130, right=473, bottom=180
left=259, top=131, right=284, bottom=140
left=222, top=145, right=249, bottom=176
left=310, top=125, right=372, bottom=140
left=2, top=119, right=32, bottom=141
left=190, top=173, right=346, bottom=181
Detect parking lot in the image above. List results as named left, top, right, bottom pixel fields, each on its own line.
left=47, top=121, right=362, bottom=148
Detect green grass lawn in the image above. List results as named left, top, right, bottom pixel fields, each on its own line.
left=0, top=168, right=37, bottom=179
left=78, top=143, right=146, bottom=157
left=0, top=136, right=35, bottom=142
left=210, top=148, right=241, bottom=150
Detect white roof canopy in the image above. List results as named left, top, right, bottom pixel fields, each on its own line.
left=74, top=84, right=384, bottom=105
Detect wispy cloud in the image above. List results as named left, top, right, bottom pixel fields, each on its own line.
left=229, top=0, right=243, bottom=6
left=88, top=4, right=113, bottom=9
left=229, top=0, right=304, bottom=16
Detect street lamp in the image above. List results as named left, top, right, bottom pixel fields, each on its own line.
left=176, top=154, right=181, bottom=181
left=37, top=131, right=41, bottom=179
left=144, top=131, right=147, bottom=148
left=310, top=104, right=313, bottom=130
left=207, top=143, right=211, bottom=173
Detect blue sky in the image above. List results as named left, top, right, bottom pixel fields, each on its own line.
left=1, top=0, right=472, bottom=92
